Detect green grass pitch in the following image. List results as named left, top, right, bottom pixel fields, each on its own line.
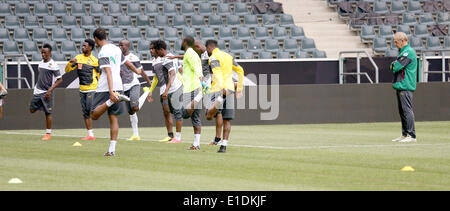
left=1, top=121, right=450, bottom=191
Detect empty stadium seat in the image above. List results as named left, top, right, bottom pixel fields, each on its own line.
left=43, top=15, right=59, bottom=29
left=137, top=39, right=151, bottom=54
left=312, top=49, right=327, bottom=58
left=407, top=0, right=423, bottom=13
left=254, top=26, right=270, bottom=40
left=409, top=36, right=424, bottom=51
left=283, top=39, right=299, bottom=52
left=32, top=52, right=43, bottom=61
left=13, top=28, right=31, bottom=42
left=397, top=25, right=412, bottom=36
left=390, top=0, right=406, bottom=14
left=280, top=14, right=295, bottom=27
left=402, top=13, right=418, bottom=26
left=264, top=39, right=280, bottom=52
left=277, top=51, right=291, bottom=59
left=218, top=26, right=234, bottom=40
left=240, top=51, right=254, bottom=59
left=234, top=3, right=249, bottom=16
left=109, top=28, right=125, bottom=42
left=62, top=16, right=78, bottom=29
left=426, top=36, right=442, bottom=49
left=61, top=40, right=78, bottom=55
left=0, top=3, right=12, bottom=17
left=247, top=39, right=262, bottom=53
left=385, top=48, right=399, bottom=57
left=258, top=51, right=273, bottom=59
left=209, top=15, right=224, bottom=28
left=32, top=28, right=50, bottom=42
left=437, top=12, right=450, bottom=25
left=5, top=16, right=21, bottom=29
left=52, top=27, right=69, bottom=42
left=198, top=2, right=213, bottom=16
left=34, top=3, right=50, bottom=17
left=413, top=24, right=429, bottom=38
left=24, top=16, right=41, bottom=29
left=273, top=26, right=288, bottom=40
left=373, top=1, right=388, bottom=14
left=229, top=39, right=245, bottom=53
left=226, top=15, right=241, bottom=27
left=181, top=3, right=195, bottom=17
left=301, top=38, right=317, bottom=52
left=360, top=25, right=376, bottom=41
left=244, top=14, right=259, bottom=28
left=295, top=50, right=310, bottom=58
left=262, top=14, right=277, bottom=27
left=71, top=27, right=87, bottom=42
left=3, top=41, right=20, bottom=55
left=191, top=15, right=206, bottom=28
left=108, top=3, right=123, bottom=17
left=71, top=3, right=88, bottom=17
left=136, top=15, right=150, bottom=28
left=164, top=27, right=179, bottom=41
left=127, top=28, right=143, bottom=42
left=373, top=37, right=388, bottom=54
left=154, top=15, right=169, bottom=29
left=290, top=26, right=306, bottom=40
left=0, top=28, right=11, bottom=41
left=419, top=13, right=435, bottom=25
left=117, top=15, right=133, bottom=28
left=145, top=3, right=159, bottom=16
left=22, top=40, right=39, bottom=55
left=90, top=3, right=105, bottom=17
left=81, top=16, right=96, bottom=29
left=237, top=26, right=252, bottom=40
left=182, top=26, right=197, bottom=38
left=217, top=3, right=232, bottom=16
left=15, top=3, right=31, bottom=17
left=98, top=16, right=114, bottom=29
left=52, top=52, right=66, bottom=61
left=174, top=39, right=184, bottom=55
left=200, top=27, right=216, bottom=40
left=173, top=15, right=187, bottom=29
left=145, top=27, right=161, bottom=40
left=126, top=3, right=142, bottom=17
left=163, top=3, right=178, bottom=16
left=52, top=3, right=68, bottom=17
left=378, top=25, right=393, bottom=39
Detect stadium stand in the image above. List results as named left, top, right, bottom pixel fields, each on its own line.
left=0, top=0, right=324, bottom=61
left=328, top=0, right=450, bottom=57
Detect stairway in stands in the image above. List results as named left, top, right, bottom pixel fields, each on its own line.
left=278, top=0, right=373, bottom=58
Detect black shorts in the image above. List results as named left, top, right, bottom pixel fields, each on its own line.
left=208, top=91, right=235, bottom=120
left=160, top=86, right=183, bottom=121
left=125, top=84, right=140, bottom=114
left=91, top=91, right=124, bottom=116
left=80, top=92, right=95, bottom=119
left=30, top=93, right=54, bottom=114
left=181, top=88, right=202, bottom=127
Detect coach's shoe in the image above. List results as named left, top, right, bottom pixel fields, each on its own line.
left=114, top=92, right=130, bottom=102
left=158, top=136, right=173, bottom=142
left=41, top=133, right=51, bottom=141
left=168, top=138, right=182, bottom=143
left=82, top=136, right=96, bottom=141
left=399, top=136, right=417, bottom=143
left=127, top=135, right=141, bottom=141
left=104, top=152, right=115, bottom=156
left=187, top=144, right=201, bottom=150
left=217, top=145, right=227, bottom=153
left=392, top=136, right=407, bottom=142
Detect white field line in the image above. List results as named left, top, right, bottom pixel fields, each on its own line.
left=1, top=131, right=450, bottom=150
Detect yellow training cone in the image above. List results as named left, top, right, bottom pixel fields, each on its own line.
left=72, top=142, right=82, bottom=147
left=8, top=178, right=23, bottom=184
left=401, top=166, right=415, bottom=172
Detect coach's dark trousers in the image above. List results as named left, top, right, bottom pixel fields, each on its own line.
left=396, top=90, right=416, bottom=138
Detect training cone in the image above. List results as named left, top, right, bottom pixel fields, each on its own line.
left=72, top=142, right=82, bottom=147
left=401, top=166, right=415, bottom=172
left=8, top=178, right=23, bottom=184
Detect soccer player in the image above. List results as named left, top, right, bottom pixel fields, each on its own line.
left=65, top=39, right=99, bottom=140
left=180, top=36, right=204, bottom=150
left=29, top=43, right=63, bottom=141
left=205, top=40, right=245, bottom=153
left=90, top=28, right=130, bottom=156
left=119, top=40, right=153, bottom=141
left=0, top=82, right=7, bottom=119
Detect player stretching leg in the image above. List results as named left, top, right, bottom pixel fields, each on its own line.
left=90, top=28, right=129, bottom=156
left=65, top=39, right=99, bottom=140
left=205, top=40, right=245, bottom=153
left=119, top=40, right=152, bottom=141
left=179, top=36, right=204, bottom=150
left=29, top=44, right=63, bottom=141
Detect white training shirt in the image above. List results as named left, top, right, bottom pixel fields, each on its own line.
left=160, top=52, right=183, bottom=95
left=121, top=52, right=142, bottom=91
left=34, top=59, right=62, bottom=95
left=96, top=43, right=125, bottom=92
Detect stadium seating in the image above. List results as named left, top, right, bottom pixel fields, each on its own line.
left=330, top=0, right=450, bottom=56
left=0, top=0, right=323, bottom=60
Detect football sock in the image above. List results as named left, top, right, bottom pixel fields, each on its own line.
left=130, top=114, right=139, bottom=137
left=168, top=132, right=174, bottom=138
left=46, top=129, right=52, bottom=134
left=194, top=134, right=201, bottom=147
left=176, top=132, right=182, bottom=141
left=221, top=140, right=228, bottom=146
left=109, top=140, right=117, bottom=153
left=88, top=129, right=94, bottom=137
left=138, top=91, right=150, bottom=109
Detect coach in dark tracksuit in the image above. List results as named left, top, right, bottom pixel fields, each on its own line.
left=390, top=32, right=417, bottom=143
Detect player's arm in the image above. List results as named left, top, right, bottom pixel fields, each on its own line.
left=125, top=60, right=142, bottom=75
left=232, top=59, right=245, bottom=96
left=64, top=57, right=77, bottom=73
left=391, top=55, right=412, bottom=73
left=210, top=58, right=224, bottom=93
left=166, top=55, right=184, bottom=60
left=163, top=65, right=176, bottom=100
left=45, top=70, right=63, bottom=100
left=99, top=55, right=119, bottom=103
left=0, top=82, right=6, bottom=92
